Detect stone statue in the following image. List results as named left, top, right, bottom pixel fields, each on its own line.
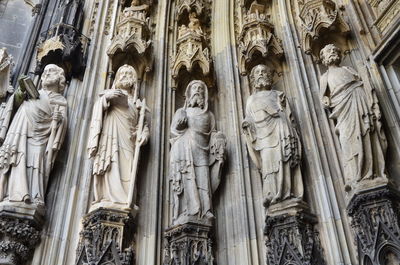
left=242, top=64, right=303, bottom=206
left=170, top=80, right=226, bottom=225
left=0, top=48, right=13, bottom=100
left=0, top=64, right=68, bottom=206
left=88, top=64, right=149, bottom=212
left=319, top=44, right=387, bottom=190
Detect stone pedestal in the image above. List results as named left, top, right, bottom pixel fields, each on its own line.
left=75, top=208, right=136, bottom=265
left=163, top=222, right=214, bottom=265
left=264, top=199, right=325, bottom=265
left=347, top=184, right=400, bottom=265
left=0, top=202, right=44, bottom=265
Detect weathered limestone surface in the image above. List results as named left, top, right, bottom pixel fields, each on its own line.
left=0, top=0, right=399, bottom=264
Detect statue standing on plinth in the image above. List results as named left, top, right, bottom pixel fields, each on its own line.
left=88, top=64, right=149, bottom=211
left=0, top=64, right=68, bottom=206
left=243, top=64, right=303, bottom=206
left=170, top=80, right=226, bottom=225
left=319, top=44, right=387, bottom=190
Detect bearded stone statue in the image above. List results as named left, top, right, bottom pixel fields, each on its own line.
left=88, top=64, right=149, bottom=212
left=0, top=64, right=68, bottom=206
left=319, top=44, right=387, bottom=190
left=242, top=64, right=304, bottom=206
left=170, top=80, right=226, bottom=225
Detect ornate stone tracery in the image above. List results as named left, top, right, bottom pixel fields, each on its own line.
left=238, top=1, right=283, bottom=75
left=298, top=0, right=350, bottom=56
left=75, top=208, right=135, bottom=265
left=107, top=0, right=153, bottom=77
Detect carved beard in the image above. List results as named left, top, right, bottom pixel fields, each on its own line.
left=253, top=76, right=271, bottom=90
left=42, top=76, right=60, bottom=89
left=324, top=53, right=341, bottom=66
left=188, top=93, right=205, bottom=108
left=116, top=79, right=134, bottom=91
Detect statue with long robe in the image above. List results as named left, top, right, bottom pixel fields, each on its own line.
left=170, top=80, right=226, bottom=225
left=242, top=64, right=303, bottom=206
left=88, top=64, right=149, bottom=212
left=319, top=44, right=387, bottom=190
left=0, top=64, right=68, bottom=206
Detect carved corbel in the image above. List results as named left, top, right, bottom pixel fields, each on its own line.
left=299, top=0, right=350, bottom=56
left=75, top=208, right=135, bottom=265
left=347, top=185, right=400, bottom=265
left=0, top=204, right=43, bottom=265
left=238, top=2, right=284, bottom=75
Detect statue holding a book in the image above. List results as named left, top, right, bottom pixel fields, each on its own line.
left=0, top=64, right=68, bottom=206
left=87, top=64, right=149, bottom=212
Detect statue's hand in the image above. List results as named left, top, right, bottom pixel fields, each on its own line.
left=52, top=110, right=63, bottom=123
left=104, top=89, right=125, bottom=102
left=176, top=117, right=188, bottom=130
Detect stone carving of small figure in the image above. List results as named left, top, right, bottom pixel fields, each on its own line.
left=319, top=44, right=387, bottom=190
left=242, top=64, right=303, bottom=206
left=188, top=12, right=203, bottom=35
left=170, top=80, right=226, bottom=225
left=0, top=64, right=68, bottom=206
left=88, top=64, right=149, bottom=211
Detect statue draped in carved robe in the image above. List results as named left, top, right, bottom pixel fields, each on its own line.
left=0, top=48, right=14, bottom=120
left=170, top=80, right=226, bottom=225
left=88, top=64, right=149, bottom=211
left=243, top=64, right=303, bottom=206
left=319, top=44, right=387, bottom=189
left=0, top=64, right=67, bottom=205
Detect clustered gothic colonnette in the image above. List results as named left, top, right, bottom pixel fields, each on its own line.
left=0, top=0, right=399, bottom=265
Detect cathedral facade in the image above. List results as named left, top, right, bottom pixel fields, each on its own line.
left=0, top=0, right=400, bottom=265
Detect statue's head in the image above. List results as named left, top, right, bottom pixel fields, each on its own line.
left=41, top=64, right=66, bottom=94
left=250, top=64, right=273, bottom=91
left=320, top=44, right=342, bottom=67
left=114, top=64, right=137, bottom=92
left=185, top=80, right=208, bottom=110
left=131, top=0, right=140, bottom=6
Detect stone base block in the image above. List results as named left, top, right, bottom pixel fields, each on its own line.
left=0, top=202, right=43, bottom=265
left=347, top=185, right=400, bottom=265
left=163, top=222, right=214, bottom=265
left=265, top=201, right=325, bottom=265
left=75, top=208, right=135, bottom=265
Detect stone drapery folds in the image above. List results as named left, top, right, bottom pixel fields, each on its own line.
left=242, top=64, right=304, bottom=207
left=169, top=80, right=226, bottom=226
left=319, top=44, right=387, bottom=192
left=87, top=64, right=149, bottom=213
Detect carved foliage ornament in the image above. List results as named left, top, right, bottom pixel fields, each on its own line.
left=238, top=2, right=283, bottom=75
left=299, top=0, right=350, bottom=54
left=0, top=215, right=41, bottom=265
